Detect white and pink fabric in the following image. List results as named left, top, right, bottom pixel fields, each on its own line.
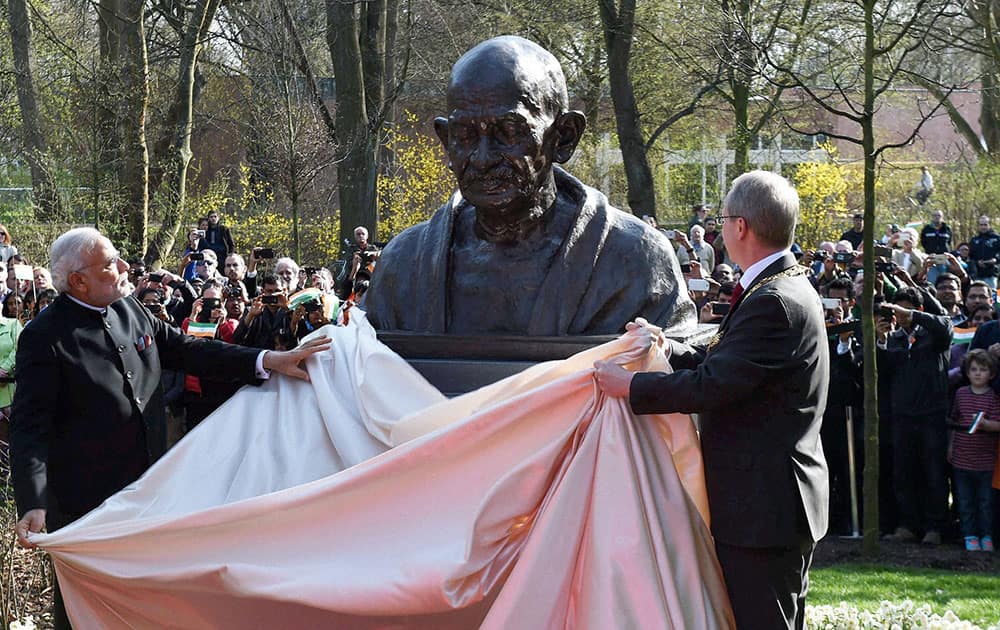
left=30, top=314, right=734, bottom=629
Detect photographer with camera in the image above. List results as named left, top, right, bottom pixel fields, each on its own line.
left=181, top=281, right=243, bottom=429
left=877, top=280, right=953, bottom=546
left=891, top=229, right=926, bottom=278
left=290, top=295, right=332, bottom=344
left=698, top=281, right=735, bottom=324
left=821, top=277, right=865, bottom=535
left=135, top=268, right=198, bottom=325
left=139, top=288, right=186, bottom=445
left=223, top=253, right=257, bottom=299
left=970, top=216, right=1000, bottom=289
left=245, top=246, right=280, bottom=294
left=675, top=226, right=715, bottom=276
left=233, top=274, right=291, bottom=350
left=182, top=226, right=209, bottom=281
left=340, top=226, right=380, bottom=298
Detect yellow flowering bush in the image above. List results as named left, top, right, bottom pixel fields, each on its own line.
left=794, top=146, right=860, bottom=249
left=377, top=111, right=454, bottom=238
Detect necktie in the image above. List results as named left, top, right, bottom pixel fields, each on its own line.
left=731, top=282, right=745, bottom=305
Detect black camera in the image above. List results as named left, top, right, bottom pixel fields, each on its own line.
left=875, top=260, right=895, bottom=274
left=877, top=305, right=895, bottom=319
left=189, top=252, right=205, bottom=261
left=146, top=303, right=163, bottom=314
left=225, top=284, right=244, bottom=299
left=680, top=262, right=692, bottom=273
left=197, top=298, right=220, bottom=323
left=873, top=244, right=893, bottom=259
left=711, top=302, right=730, bottom=316
left=255, top=248, right=276, bottom=259
left=833, top=252, right=854, bottom=264
left=813, top=250, right=829, bottom=261
left=148, top=272, right=164, bottom=283
left=261, top=294, right=280, bottom=305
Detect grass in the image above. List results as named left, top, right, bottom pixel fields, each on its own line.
left=811, top=564, right=1000, bottom=627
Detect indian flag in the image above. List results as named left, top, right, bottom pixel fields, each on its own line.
left=953, top=327, right=976, bottom=345
left=187, top=321, right=218, bottom=339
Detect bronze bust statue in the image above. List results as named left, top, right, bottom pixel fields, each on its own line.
left=364, top=36, right=696, bottom=335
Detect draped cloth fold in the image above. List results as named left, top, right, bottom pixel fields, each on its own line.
left=31, top=314, right=734, bottom=629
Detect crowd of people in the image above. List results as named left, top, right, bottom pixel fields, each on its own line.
left=2, top=204, right=999, bottom=556
left=0, top=216, right=380, bottom=453
left=664, top=205, right=1000, bottom=553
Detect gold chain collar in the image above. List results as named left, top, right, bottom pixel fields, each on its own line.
left=706, top=264, right=811, bottom=351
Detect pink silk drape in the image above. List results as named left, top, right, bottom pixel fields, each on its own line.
left=32, top=316, right=734, bottom=629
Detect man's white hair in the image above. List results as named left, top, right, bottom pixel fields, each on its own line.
left=275, top=257, right=299, bottom=273
left=690, top=224, right=705, bottom=239
left=723, top=170, right=798, bottom=248
left=50, top=227, right=105, bottom=293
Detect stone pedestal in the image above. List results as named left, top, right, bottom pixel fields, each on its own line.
left=378, top=324, right=717, bottom=396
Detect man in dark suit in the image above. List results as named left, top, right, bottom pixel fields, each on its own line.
left=10, top=227, right=329, bottom=629
left=595, top=170, right=829, bottom=629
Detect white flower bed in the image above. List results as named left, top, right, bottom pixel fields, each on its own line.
left=11, top=601, right=1000, bottom=630
left=808, top=600, right=1000, bottom=630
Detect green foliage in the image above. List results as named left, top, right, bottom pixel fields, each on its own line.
left=377, top=111, right=454, bottom=238
left=810, top=565, right=1000, bottom=628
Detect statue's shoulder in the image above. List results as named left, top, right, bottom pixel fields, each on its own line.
left=580, top=185, right=675, bottom=264
left=379, top=198, right=455, bottom=262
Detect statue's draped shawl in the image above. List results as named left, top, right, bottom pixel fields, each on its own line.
left=365, top=168, right=696, bottom=335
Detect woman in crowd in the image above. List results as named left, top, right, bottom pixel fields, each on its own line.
left=0, top=289, right=23, bottom=449
left=0, top=225, right=18, bottom=263
left=892, top=228, right=926, bottom=277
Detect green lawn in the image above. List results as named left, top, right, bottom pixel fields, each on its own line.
left=810, top=565, right=1000, bottom=627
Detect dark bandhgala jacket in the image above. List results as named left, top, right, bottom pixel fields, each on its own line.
left=630, top=253, right=830, bottom=547
left=11, top=294, right=261, bottom=527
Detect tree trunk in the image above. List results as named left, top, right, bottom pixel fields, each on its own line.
left=599, top=0, right=656, bottom=217
left=7, top=0, right=64, bottom=219
left=145, top=0, right=221, bottom=268
left=118, top=0, right=149, bottom=257
left=328, top=0, right=379, bottom=244
left=860, top=0, right=880, bottom=558
left=727, top=0, right=753, bottom=179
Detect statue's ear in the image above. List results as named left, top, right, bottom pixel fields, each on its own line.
left=551, top=111, right=586, bottom=164
left=434, top=117, right=450, bottom=149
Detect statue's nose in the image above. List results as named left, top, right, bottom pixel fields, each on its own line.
left=470, top=134, right=499, bottom=168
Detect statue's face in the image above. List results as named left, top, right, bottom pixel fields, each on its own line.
left=441, top=83, right=556, bottom=218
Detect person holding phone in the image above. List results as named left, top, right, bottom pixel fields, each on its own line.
left=233, top=275, right=291, bottom=350
left=181, top=282, right=243, bottom=429
left=181, top=226, right=209, bottom=281
left=877, top=286, right=953, bottom=546
left=675, top=225, right=715, bottom=277
left=891, top=228, right=926, bottom=278
left=698, top=281, right=736, bottom=323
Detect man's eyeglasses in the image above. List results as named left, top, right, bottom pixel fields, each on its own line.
left=74, top=250, right=121, bottom=273
left=714, top=215, right=742, bottom=225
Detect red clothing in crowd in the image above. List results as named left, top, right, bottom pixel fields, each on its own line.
left=950, top=385, right=1000, bottom=472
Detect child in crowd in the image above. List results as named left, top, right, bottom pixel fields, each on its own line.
left=951, top=349, right=1000, bottom=551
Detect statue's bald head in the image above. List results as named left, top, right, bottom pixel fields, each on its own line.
left=448, top=36, right=568, bottom=119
